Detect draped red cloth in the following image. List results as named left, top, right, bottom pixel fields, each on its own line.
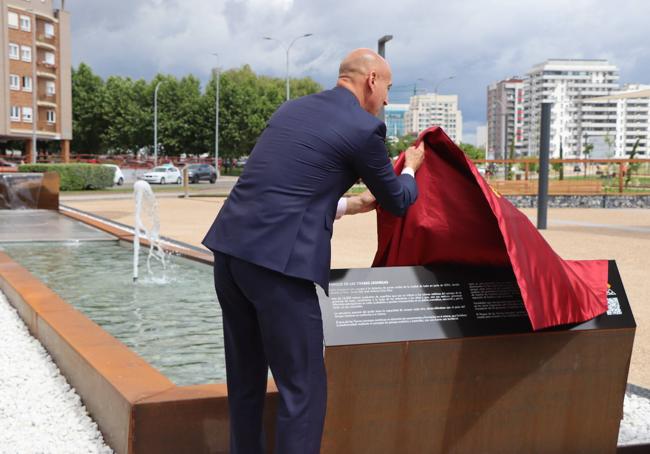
left=372, top=127, right=608, bottom=330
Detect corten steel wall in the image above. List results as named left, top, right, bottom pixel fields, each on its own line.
left=0, top=248, right=279, bottom=453
left=321, top=331, right=634, bottom=453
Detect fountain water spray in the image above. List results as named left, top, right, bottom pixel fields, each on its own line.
left=133, top=180, right=166, bottom=281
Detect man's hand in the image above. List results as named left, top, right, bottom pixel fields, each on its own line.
left=344, top=190, right=377, bottom=216
left=404, top=142, right=425, bottom=172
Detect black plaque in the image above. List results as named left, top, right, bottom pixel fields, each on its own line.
left=318, top=260, right=635, bottom=346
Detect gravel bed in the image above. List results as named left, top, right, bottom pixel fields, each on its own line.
left=0, top=292, right=113, bottom=453
left=619, top=384, right=650, bottom=446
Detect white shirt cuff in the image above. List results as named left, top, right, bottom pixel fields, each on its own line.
left=402, top=167, right=415, bottom=178
left=335, top=197, right=347, bottom=219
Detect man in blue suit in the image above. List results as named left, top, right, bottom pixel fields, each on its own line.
left=202, top=48, right=424, bottom=454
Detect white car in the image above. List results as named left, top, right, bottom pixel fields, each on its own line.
left=103, top=164, right=125, bottom=186
left=143, top=166, right=182, bottom=185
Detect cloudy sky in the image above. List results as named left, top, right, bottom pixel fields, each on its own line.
left=67, top=0, right=650, bottom=145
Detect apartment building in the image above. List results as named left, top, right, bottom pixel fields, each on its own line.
left=487, top=78, right=525, bottom=159
left=587, top=84, right=650, bottom=157
left=1, top=0, right=71, bottom=162
left=404, top=93, right=463, bottom=143
left=522, top=59, right=619, bottom=158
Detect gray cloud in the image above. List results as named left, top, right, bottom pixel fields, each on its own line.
left=68, top=0, right=650, bottom=132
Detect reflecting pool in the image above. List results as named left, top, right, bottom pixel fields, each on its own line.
left=0, top=240, right=225, bottom=386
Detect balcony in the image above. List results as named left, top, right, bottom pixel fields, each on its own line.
left=37, top=100, right=57, bottom=109
left=35, top=41, right=56, bottom=52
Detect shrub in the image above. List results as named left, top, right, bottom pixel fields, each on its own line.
left=18, top=163, right=115, bottom=191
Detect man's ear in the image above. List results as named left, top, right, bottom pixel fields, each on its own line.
left=368, top=71, right=377, bottom=92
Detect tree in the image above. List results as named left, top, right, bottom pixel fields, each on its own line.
left=70, top=62, right=322, bottom=159
left=71, top=63, right=107, bottom=154
left=155, top=74, right=206, bottom=156
left=100, top=76, right=151, bottom=153
left=459, top=142, right=484, bottom=161
left=204, top=65, right=321, bottom=159
left=386, top=133, right=417, bottom=157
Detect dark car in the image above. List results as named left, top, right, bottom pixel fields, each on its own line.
left=187, top=164, right=217, bottom=183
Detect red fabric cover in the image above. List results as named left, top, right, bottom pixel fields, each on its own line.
left=372, top=126, right=608, bottom=330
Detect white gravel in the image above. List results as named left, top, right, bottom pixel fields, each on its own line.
left=0, top=292, right=113, bottom=454
left=619, top=384, right=650, bottom=446
left=1, top=288, right=648, bottom=451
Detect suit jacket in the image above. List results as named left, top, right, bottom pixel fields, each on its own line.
left=202, top=86, right=417, bottom=293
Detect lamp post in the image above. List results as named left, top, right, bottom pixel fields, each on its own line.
left=377, top=35, right=393, bottom=121
left=212, top=53, right=220, bottom=178
left=263, top=33, right=313, bottom=101
left=153, top=81, right=162, bottom=167
left=377, top=34, right=393, bottom=58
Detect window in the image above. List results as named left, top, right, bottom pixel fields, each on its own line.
left=7, top=12, right=18, bottom=28
left=46, top=110, right=55, bottom=124
left=22, top=76, right=32, bottom=92
left=20, top=15, right=30, bottom=32
left=10, top=106, right=20, bottom=121
left=9, top=74, right=20, bottom=91
left=22, top=107, right=33, bottom=123
left=9, top=43, right=19, bottom=60
left=46, top=81, right=56, bottom=96
left=44, top=52, right=55, bottom=65
left=21, top=46, right=32, bottom=62
left=44, top=23, right=54, bottom=38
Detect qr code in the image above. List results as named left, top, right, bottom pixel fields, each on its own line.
left=607, top=297, right=622, bottom=315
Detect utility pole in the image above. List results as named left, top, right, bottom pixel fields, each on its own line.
left=377, top=35, right=393, bottom=121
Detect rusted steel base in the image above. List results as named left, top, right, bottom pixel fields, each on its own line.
left=322, top=329, right=634, bottom=454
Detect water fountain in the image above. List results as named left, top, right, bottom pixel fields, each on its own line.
left=132, top=179, right=166, bottom=281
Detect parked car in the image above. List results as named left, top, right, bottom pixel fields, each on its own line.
left=103, top=164, right=125, bottom=186
left=186, top=164, right=217, bottom=183
left=0, top=158, right=17, bottom=167
left=143, top=166, right=182, bottom=185
left=235, top=156, right=248, bottom=168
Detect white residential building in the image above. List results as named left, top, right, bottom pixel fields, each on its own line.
left=487, top=78, right=525, bottom=159
left=476, top=125, right=487, bottom=150
left=587, top=84, right=650, bottom=157
left=404, top=93, right=463, bottom=143
left=523, top=59, right=620, bottom=158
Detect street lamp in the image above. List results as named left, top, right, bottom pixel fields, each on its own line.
left=263, top=33, right=313, bottom=101
left=212, top=53, right=220, bottom=178
left=377, top=34, right=393, bottom=58
left=153, top=81, right=163, bottom=166
left=377, top=35, right=393, bottom=121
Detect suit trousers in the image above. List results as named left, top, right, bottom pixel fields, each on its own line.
left=213, top=252, right=327, bottom=454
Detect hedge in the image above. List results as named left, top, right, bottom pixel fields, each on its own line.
left=18, top=164, right=115, bottom=191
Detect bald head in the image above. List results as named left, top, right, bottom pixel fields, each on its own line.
left=338, top=48, right=390, bottom=81
left=337, top=48, right=392, bottom=116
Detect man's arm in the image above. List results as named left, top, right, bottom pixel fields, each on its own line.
left=341, top=143, right=425, bottom=217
